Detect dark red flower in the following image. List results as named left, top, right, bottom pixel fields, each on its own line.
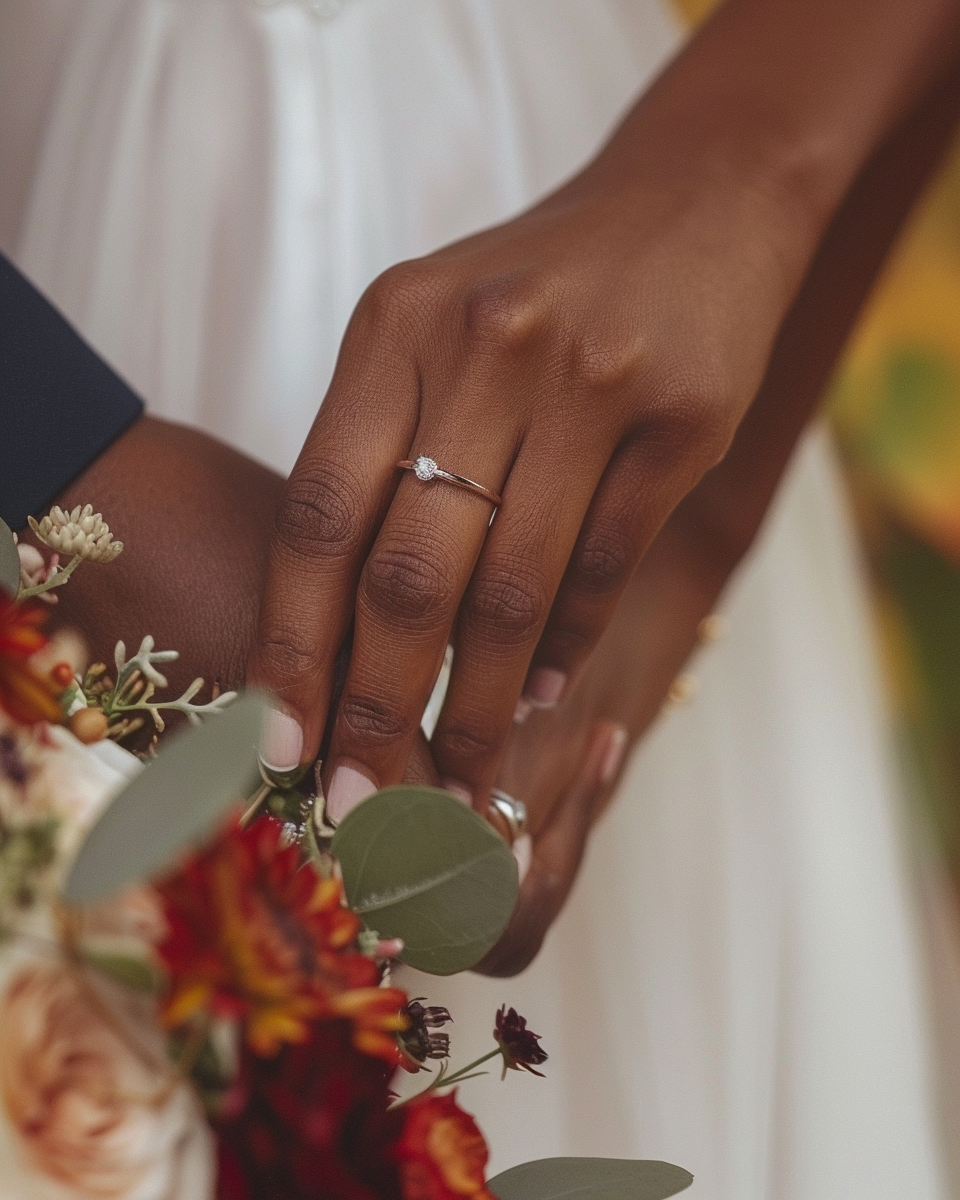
left=398, top=999, right=453, bottom=1073
left=395, top=1091, right=494, bottom=1200
left=215, top=1018, right=403, bottom=1200
left=0, top=590, right=63, bottom=726
left=493, top=1005, right=547, bottom=1077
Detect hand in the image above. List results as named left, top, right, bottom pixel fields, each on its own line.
left=29, top=414, right=444, bottom=784
left=34, top=415, right=284, bottom=697
left=475, top=475, right=728, bottom=978
left=249, top=93, right=821, bottom=821
left=474, top=51, right=960, bottom=974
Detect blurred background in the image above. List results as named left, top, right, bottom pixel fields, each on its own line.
left=679, top=0, right=960, bottom=897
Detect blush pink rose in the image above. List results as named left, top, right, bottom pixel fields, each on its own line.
left=0, top=956, right=212, bottom=1200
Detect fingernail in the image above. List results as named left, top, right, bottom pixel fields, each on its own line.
left=523, top=667, right=566, bottom=709
left=513, top=697, right=533, bottom=725
left=327, top=764, right=377, bottom=824
left=259, top=707, right=303, bottom=772
left=513, top=833, right=532, bottom=884
left=599, top=724, right=628, bottom=786
left=441, top=778, right=473, bottom=806
left=375, top=938, right=404, bottom=959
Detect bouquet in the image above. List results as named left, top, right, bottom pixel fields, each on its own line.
left=0, top=506, right=691, bottom=1200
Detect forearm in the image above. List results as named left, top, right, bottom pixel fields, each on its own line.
left=598, top=52, right=960, bottom=737
left=582, top=0, right=960, bottom=316
left=695, top=45, right=960, bottom=563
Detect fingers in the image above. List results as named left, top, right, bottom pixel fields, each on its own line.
left=249, top=307, right=420, bottom=771
left=322, top=372, right=521, bottom=821
left=475, top=719, right=627, bottom=978
left=516, top=429, right=717, bottom=721
left=427, top=435, right=606, bottom=804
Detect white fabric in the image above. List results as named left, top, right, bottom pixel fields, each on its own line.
left=0, top=2, right=955, bottom=1195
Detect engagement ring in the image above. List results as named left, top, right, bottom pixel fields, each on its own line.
left=398, top=455, right=501, bottom=507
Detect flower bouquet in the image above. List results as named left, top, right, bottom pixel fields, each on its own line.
left=0, top=507, right=692, bottom=1200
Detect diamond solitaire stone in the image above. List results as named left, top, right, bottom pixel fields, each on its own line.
left=413, top=456, right=438, bottom=481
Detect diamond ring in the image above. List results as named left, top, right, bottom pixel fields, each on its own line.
left=488, top=789, right=527, bottom=843
left=398, top=456, right=501, bottom=507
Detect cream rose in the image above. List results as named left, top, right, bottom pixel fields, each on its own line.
left=0, top=950, right=213, bottom=1200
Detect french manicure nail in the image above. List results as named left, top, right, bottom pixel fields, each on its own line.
left=327, top=764, right=377, bottom=824
left=259, top=707, right=303, bottom=772
left=599, top=725, right=628, bottom=786
left=513, top=697, right=533, bottom=725
left=441, top=779, right=473, bottom=806
left=513, top=833, right=532, bottom=884
left=375, top=938, right=404, bottom=959
left=524, top=667, right=567, bottom=709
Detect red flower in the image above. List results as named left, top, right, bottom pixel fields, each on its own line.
left=396, top=1092, right=495, bottom=1200
left=156, top=817, right=407, bottom=1059
left=0, top=589, right=63, bottom=726
left=215, top=1018, right=403, bottom=1200
left=494, top=1005, right=547, bottom=1077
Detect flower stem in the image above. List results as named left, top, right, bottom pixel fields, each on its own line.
left=398, top=1047, right=502, bottom=1106
left=19, top=554, right=83, bottom=599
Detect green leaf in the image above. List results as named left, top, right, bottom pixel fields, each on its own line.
left=62, top=692, right=265, bottom=905
left=488, top=1159, right=694, bottom=1200
left=0, top=516, right=20, bottom=596
left=331, top=786, right=518, bottom=975
left=83, top=951, right=161, bottom=992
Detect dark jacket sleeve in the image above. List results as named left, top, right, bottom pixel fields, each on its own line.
left=0, top=253, right=144, bottom=531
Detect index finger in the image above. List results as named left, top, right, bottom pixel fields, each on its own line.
left=248, top=316, right=419, bottom=774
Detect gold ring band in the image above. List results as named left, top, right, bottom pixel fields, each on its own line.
left=398, top=456, right=501, bottom=507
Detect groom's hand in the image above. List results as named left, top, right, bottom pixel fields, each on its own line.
left=32, top=415, right=285, bottom=697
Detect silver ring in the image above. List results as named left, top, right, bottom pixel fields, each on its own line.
left=489, top=789, right=527, bottom=841
left=398, top=456, right=501, bottom=507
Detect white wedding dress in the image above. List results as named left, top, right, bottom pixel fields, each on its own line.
left=1, top=2, right=958, bottom=1195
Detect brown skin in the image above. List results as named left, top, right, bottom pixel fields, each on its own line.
left=35, top=28, right=960, bottom=976
left=479, top=53, right=960, bottom=977
left=249, top=0, right=960, bottom=818
left=33, top=414, right=441, bottom=782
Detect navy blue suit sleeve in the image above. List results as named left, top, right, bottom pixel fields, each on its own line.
left=0, top=253, right=144, bottom=531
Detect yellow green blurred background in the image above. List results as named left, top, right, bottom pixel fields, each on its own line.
left=675, top=0, right=960, bottom=874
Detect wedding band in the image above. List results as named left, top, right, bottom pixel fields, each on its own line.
left=489, top=789, right=527, bottom=842
left=398, top=455, right=501, bottom=507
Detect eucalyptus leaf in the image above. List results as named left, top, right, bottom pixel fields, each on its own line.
left=488, top=1158, right=694, bottom=1200
left=62, top=692, right=265, bottom=904
left=0, top=516, right=20, bottom=596
left=83, top=951, right=161, bottom=993
left=331, top=786, right=518, bottom=975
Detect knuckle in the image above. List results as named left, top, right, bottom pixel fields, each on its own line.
left=338, top=692, right=414, bottom=744
left=432, top=720, right=501, bottom=767
left=653, top=368, right=737, bottom=467
left=567, top=523, right=635, bottom=598
left=358, top=261, right=443, bottom=331
left=276, top=461, right=364, bottom=560
left=257, top=627, right=322, bottom=689
left=465, top=561, right=549, bottom=646
left=568, top=333, right=644, bottom=395
left=360, top=542, right=454, bottom=628
left=461, top=276, right=547, bottom=352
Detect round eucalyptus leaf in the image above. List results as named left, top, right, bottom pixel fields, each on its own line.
left=62, top=692, right=265, bottom=905
left=488, top=1159, right=694, bottom=1200
left=331, top=785, right=518, bottom=975
left=0, top=517, right=21, bottom=595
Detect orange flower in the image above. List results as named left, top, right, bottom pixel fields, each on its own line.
left=0, top=589, right=63, bottom=726
left=156, top=817, right=408, bottom=1059
left=396, top=1092, right=495, bottom=1200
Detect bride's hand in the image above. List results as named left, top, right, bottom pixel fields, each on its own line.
left=250, top=0, right=958, bottom=821
left=248, top=103, right=809, bottom=818
left=476, top=52, right=960, bottom=974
